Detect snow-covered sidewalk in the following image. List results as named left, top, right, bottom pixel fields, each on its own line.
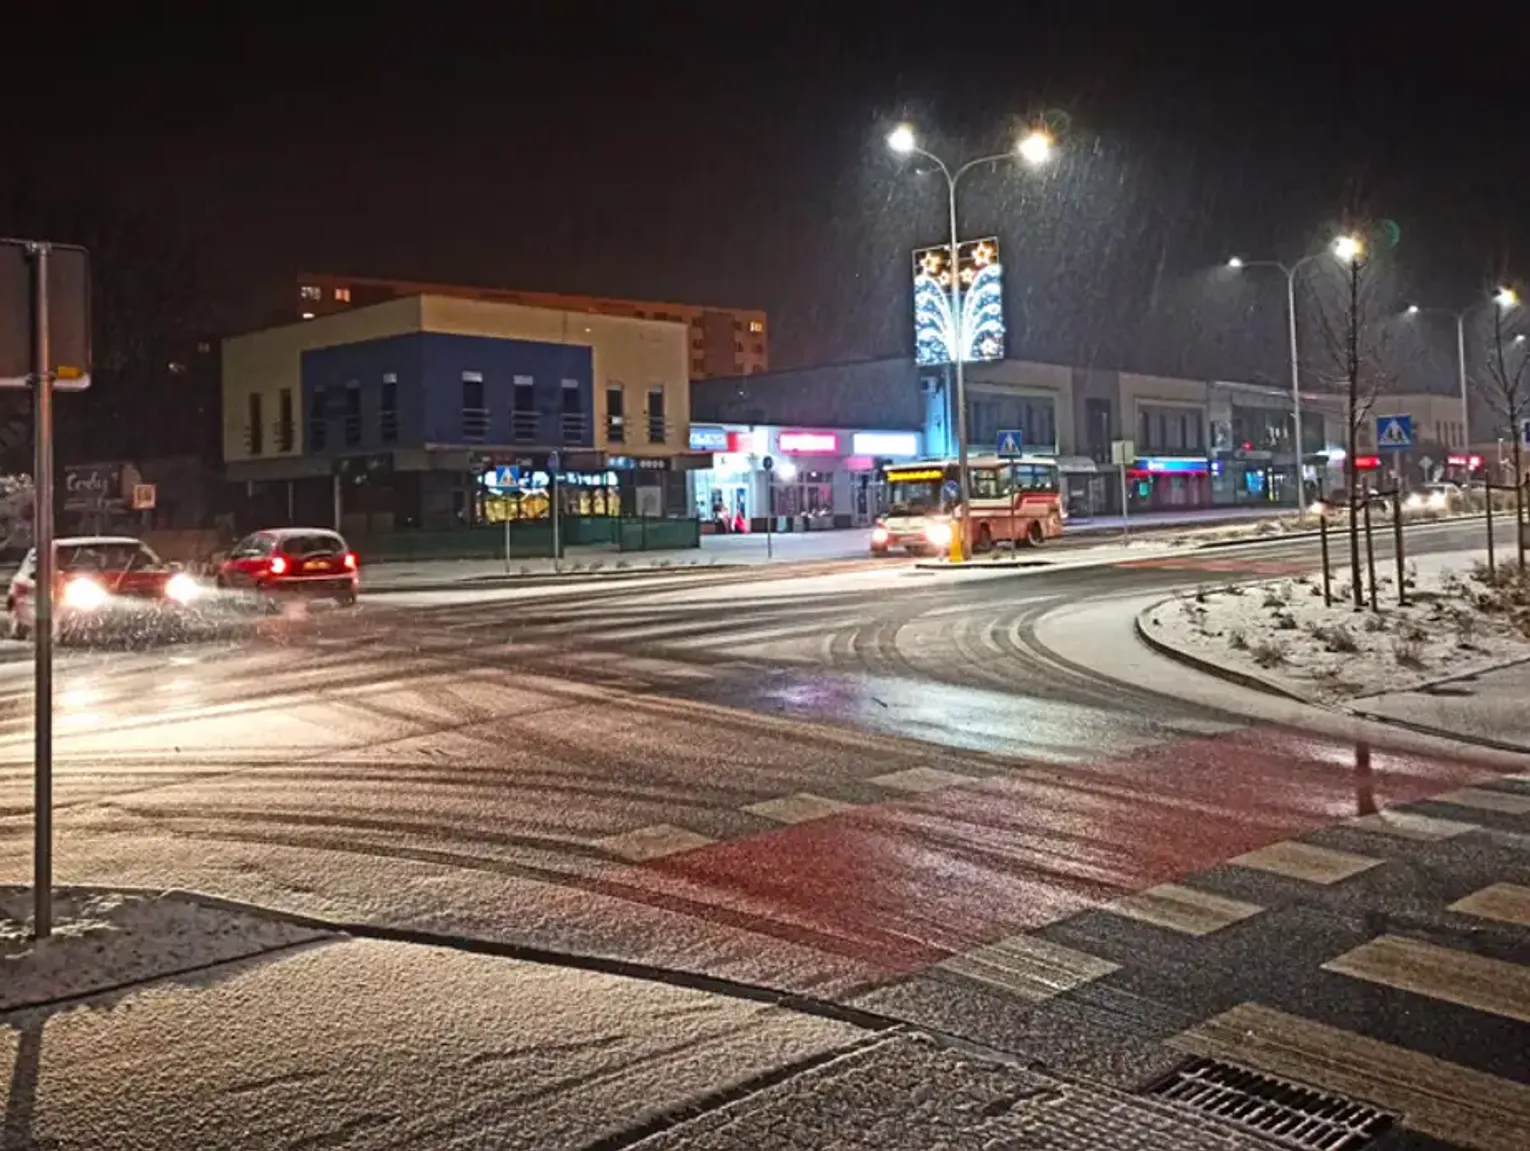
left=1139, top=549, right=1530, bottom=705
left=0, top=887, right=330, bottom=1011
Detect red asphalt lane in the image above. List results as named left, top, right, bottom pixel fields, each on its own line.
left=596, top=727, right=1501, bottom=974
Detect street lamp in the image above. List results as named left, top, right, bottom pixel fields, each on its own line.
left=1333, top=234, right=1364, bottom=264
left=1405, top=286, right=1522, bottom=461
left=887, top=121, right=1054, bottom=560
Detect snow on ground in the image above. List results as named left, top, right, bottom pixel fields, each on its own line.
left=0, top=886, right=330, bottom=1011
left=1143, top=548, right=1530, bottom=704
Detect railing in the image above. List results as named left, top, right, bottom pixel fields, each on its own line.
left=308, top=420, right=327, bottom=451
left=646, top=415, right=669, bottom=445
left=560, top=412, right=589, bottom=443
left=461, top=407, right=490, bottom=443
left=606, top=415, right=626, bottom=444
left=342, top=414, right=362, bottom=448
left=508, top=410, right=538, bottom=443
left=379, top=411, right=398, bottom=445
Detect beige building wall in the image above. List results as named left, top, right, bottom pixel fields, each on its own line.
left=966, top=360, right=1076, bottom=452
left=1360, top=394, right=1468, bottom=451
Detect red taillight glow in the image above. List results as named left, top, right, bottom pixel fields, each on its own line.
left=269, top=555, right=289, bottom=575
left=343, top=552, right=358, bottom=570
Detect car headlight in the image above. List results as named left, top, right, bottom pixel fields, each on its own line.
left=1308, top=501, right=1328, bottom=515
left=924, top=522, right=953, bottom=547
left=871, top=526, right=889, bottom=545
left=62, top=576, right=107, bottom=611
left=1429, top=493, right=1447, bottom=509
left=1405, top=494, right=1424, bottom=509
left=166, top=572, right=201, bottom=604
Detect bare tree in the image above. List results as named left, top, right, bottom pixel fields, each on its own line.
left=1303, top=241, right=1399, bottom=607
left=1474, top=291, right=1530, bottom=567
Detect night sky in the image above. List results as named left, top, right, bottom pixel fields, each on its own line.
left=6, top=7, right=1526, bottom=393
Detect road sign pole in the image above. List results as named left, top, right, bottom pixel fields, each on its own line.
left=29, top=244, right=53, bottom=940
left=1119, top=465, right=1130, bottom=544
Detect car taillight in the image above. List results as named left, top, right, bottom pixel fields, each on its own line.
left=269, top=555, right=289, bottom=575
left=343, top=552, right=357, bottom=570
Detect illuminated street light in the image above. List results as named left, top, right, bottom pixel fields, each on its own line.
left=1017, top=129, right=1053, bottom=166
left=1405, top=304, right=1420, bottom=315
left=887, top=122, right=1058, bottom=559
left=1496, top=286, right=1519, bottom=308
left=1333, top=234, right=1364, bottom=263
left=1226, top=256, right=1244, bottom=269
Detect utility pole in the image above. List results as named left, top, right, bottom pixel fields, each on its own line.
left=1346, top=253, right=1363, bottom=606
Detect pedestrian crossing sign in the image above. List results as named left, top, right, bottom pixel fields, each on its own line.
left=996, top=429, right=1024, bottom=457
left=1375, top=415, right=1413, bottom=450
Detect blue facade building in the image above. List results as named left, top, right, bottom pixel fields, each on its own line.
left=300, top=332, right=594, bottom=456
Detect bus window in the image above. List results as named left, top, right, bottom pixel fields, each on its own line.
left=1015, top=463, right=1059, bottom=491
left=969, top=467, right=1012, bottom=499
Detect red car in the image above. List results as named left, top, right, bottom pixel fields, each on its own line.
left=217, top=528, right=359, bottom=605
left=6, top=535, right=204, bottom=640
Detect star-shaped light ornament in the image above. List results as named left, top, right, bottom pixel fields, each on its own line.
left=970, top=241, right=995, bottom=267
left=920, top=251, right=945, bottom=277
left=959, top=266, right=975, bottom=285
left=938, top=271, right=951, bottom=287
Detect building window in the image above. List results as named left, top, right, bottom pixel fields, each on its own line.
left=461, top=373, right=487, bottom=442
left=511, top=374, right=536, bottom=443
left=334, top=287, right=351, bottom=302
left=606, top=384, right=625, bottom=443
left=749, top=320, right=764, bottom=334
left=247, top=393, right=264, bottom=455
left=309, top=387, right=327, bottom=450
left=379, top=375, right=398, bottom=444
left=277, top=388, right=295, bottom=452
left=299, top=285, right=322, bottom=301
left=343, top=382, right=362, bottom=448
left=560, top=378, right=585, bottom=443
left=647, top=386, right=666, bottom=444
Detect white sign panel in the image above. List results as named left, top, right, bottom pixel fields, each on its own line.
left=851, top=431, right=918, bottom=457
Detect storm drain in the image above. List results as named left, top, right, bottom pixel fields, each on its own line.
left=1145, top=1058, right=1395, bottom=1150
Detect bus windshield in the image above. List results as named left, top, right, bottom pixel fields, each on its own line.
left=887, top=477, right=945, bottom=515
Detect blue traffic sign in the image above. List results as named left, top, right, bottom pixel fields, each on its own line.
left=1375, top=415, right=1413, bottom=450
left=996, top=428, right=1025, bottom=456
left=492, top=465, right=520, bottom=488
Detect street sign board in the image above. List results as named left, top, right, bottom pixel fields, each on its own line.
left=131, top=483, right=156, bottom=511
left=1110, top=439, right=1136, bottom=466
left=996, top=428, right=1024, bottom=456
left=1, top=240, right=91, bottom=389
left=1375, top=415, right=1413, bottom=450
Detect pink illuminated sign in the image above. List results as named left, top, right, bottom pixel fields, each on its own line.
left=778, top=431, right=839, bottom=454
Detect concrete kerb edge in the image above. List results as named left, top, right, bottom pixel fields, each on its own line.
left=363, top=563, right=749, bottom=594
left=1132, top=596, right=1316, bottom=704
left=1191, top=510, right=1488, bottom=551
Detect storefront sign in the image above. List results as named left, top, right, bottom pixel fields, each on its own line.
left=852, top=431, right=918, bottom=457
left=688, top=425, right=729, bottom=452
left=778, top=431, right=838, bottom=454
left=63, top=464, right=124, bottom=511
left=1135, top=457, right=1209, bottom=475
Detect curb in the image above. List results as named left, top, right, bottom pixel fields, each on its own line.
left=1132, top=598, right=1315, bottom=703
left=1342, top=709, right=1530, bottom=756
left=363, top=563, right=746, bottom=595
left=912, top=558, right=1053, bottom=572
left=1191, top=510, right=1488, bottom=551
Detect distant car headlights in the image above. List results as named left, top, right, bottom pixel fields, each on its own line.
left=924, top=522, right=953, bottom=548
left=1428, top=492, right=1449, bottom=510
left=165, top=572, right=201, bottom=604
left=871, top=526, right=889, bottom=546
left=62, top=576, right=108, bottom=612
left=1405, top=493, right=1425, bottom=510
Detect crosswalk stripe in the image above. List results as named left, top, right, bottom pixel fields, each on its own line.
left=1434, top=787, right=1530, bottom=816
left=867, top=767, right=988, bottom=794
left=938, top=933, right=1119, bottom=1001
left=594, top=823, right=715, bottom=862
left=1323, top=935, right=1530, bottom=1025
left=743, top=792, right=852, bottom=825
left=1172, top=1002, right=1530, bottom=1150
left=1104, top=883, right=1263, bottom=936
left=1450, top=883, right=1530, bottom=927
left=1231, top=840, right=1382, bottom=885
left=1349, top=810, right=1478, bottom=841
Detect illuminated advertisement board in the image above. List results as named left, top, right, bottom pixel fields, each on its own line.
left=912, top=237, right=1004, bottom=366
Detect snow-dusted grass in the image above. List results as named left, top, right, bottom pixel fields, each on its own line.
left=0, top=886, right=330, bottom=1011
left=1143, top=549, right=1530, bottom=703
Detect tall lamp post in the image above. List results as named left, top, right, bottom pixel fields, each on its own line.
left=1403, top=289, right=1520, bottom=466
left=1225, top=250, right=1327, bottom=508
left=888, top=122, right=1054, bottom=560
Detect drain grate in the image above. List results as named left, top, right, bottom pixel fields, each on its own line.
left=1146, top=1058, right=1395, bottom=1150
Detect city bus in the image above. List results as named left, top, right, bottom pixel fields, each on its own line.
left=871, top=455, right=1065, bottom=556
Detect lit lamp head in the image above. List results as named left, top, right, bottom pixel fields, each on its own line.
left=1496, top=286, right=1519, bottom=308
left=887, top=124, right=917, bottom=155
left=1405, top=304, right=1421, bottom=315
left=1017, top=129, right=1053, bottom=166
left=1333, top=234, right=1364, bottom=263
left=1226, top=256, right=1244, bottom=269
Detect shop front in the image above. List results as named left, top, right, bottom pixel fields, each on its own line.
left=1126, top=456, right=1212, bottom=510
left=685, top=425, right=922, bottom=532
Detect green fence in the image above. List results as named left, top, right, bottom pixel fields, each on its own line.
left=350, top=515, right=698, bottom=561
left=618, top=517, right=701, bottom=552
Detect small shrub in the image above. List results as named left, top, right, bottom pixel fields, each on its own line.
left=1311, top=623, right=1359, bottom=653
left=1451, top=607, right=1479, bottom=649
left=1363, top=613, right=1387, bottom=633
left=1393, top=636, right=1427, bottom=669
left=1262, top=587, right=1288, bottom=609
left=1228, top=629, right=1249, bottom=651
left=1401, top=620, right=1428, bottom=644
left=1252, top=638, right=1287, bottom=666
left=1255, top=520, right=1278, bottom=536
left=1223, top=583, right=1246, bottom=597
left=1272, top=609, right=1299, bottom=631
left=1309, top=584, right=1324, bottom=598
left=1194, top=586, right=1208, bottom=604
left=1294, top=575, right=1312, bottom=586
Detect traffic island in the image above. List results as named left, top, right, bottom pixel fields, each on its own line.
left=1135, top=548, right=1530, bottom=715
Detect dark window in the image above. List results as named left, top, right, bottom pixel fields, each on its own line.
left=343, top=382, right=362, bottom=448
left=277, top=532, right=346, bottom=558
left=379, top=377, right=398, bottom=445
left=277, top=389, right=294, bottom=452
left=606, top=384, right=625, bottom=443
left=230, top=534, right=275, bottom=559
left=560, top=378, right=585, bottom=443
left=248, top=393, right=264, bottom=454
left=647, top=386, right=666, bottom=444
left=511, top=375, right=536, bottom=443
left=462, top=374, right=487, bottom=442
left=309, top=387, right=328, bottom=450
